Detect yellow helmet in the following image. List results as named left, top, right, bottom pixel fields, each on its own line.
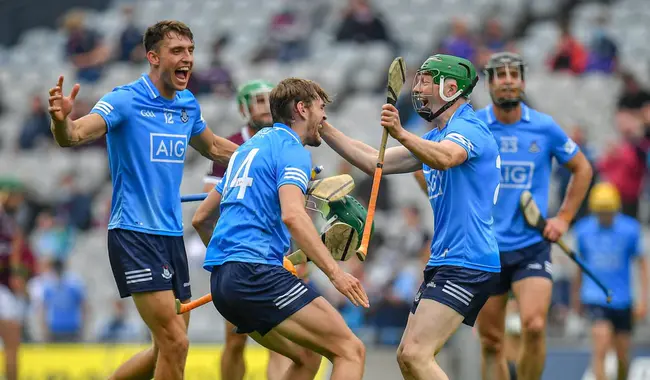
left=588, top=182, right=621, bottom=213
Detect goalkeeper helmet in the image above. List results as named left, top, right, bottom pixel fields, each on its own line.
left=588, top=182, right=621, bottom=214
left=412, top=54, right=479, bottom=122
left=236, top=80, right=274, bottom=129
left=483, top=52, right=527, bottom=110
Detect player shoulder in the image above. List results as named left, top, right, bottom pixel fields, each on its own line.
left=525, top=105, right=559, bottom=129
left=474, top=105, right=492, bottom=123
left=617, top=214, right=641, bottom=231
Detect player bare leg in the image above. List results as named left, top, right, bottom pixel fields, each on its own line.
left=249, top=329, right=321, bottom=380
left=590, top=320, right=612, bottom=380
left=613, top=331, right=631, bottom=380
left=221, top=320, right=247, bottom=380
left=267, top=350, right=293, bottom=380
left=0, top=320, right=21, bottom=380
left=477, top=294, right=510, bottom=380
left=125, top=291, right=189, bottom=380
left=396, top=299, right=464, bottom=380
left=256, top=296, right=364, bottom=380
left=109, top=298, right=190, bottom=380
left=512, top=278, right=552, bottom=380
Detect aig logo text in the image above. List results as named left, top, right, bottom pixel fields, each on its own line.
left=500, top=161, right=535, bottom=189
left=150, top=133, right=187, bottom=163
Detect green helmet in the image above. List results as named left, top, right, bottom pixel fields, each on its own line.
left=412, top=54, right=479, bottom=122
left=236, top=79, right=274, bottom=127
left=325, top=195, right=374, bottom=250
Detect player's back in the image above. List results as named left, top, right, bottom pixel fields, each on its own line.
left=203, top=123, right=312, bottom=270
left=422, top=103, right=501, bottom=272
left=476, top=104, right=579, bottom=251
left=574, top=214, right=640, bottom=308
left=91, top=74, right=207, bottom=236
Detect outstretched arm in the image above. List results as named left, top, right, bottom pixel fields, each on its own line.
left=48, top=75, right=108, bottom=147
left=190, top=128, right=238, bottom=167
left=319, top=121, right=421, bottom=175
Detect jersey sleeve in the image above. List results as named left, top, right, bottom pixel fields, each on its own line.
left=548, top=120, right=579, bottom=164
left=276, top=145, right=312, bottom=194
left=443, top=120, right=484, bottom=161
left=89, top=89, right=131, bottom=131
left=192, top=100, right=207, bottom=137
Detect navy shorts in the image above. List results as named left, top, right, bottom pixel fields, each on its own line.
left=211, top=262, right=320, bottom=336
left=585, top=304, right=633, bottom=333
left=491, top=240, right=552, bottom=295
left=411, top=265, right=499, bottom=327
left=107, top=229, right=191, bottom=301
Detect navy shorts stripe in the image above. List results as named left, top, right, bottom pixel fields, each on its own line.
left=411, top=265, right=498, bottom=327
left=210, top=262, right=319, bottom=336
left=491, top=240, right=552, bottom=295
left=108, top=229, right=191, bottom=300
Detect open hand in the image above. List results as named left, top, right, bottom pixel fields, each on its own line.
left=48, top=75, right=80, bottom=123
left=330, top=269, right=370, bottom=308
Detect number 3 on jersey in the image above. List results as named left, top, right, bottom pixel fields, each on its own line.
left=493, top=155, right=501, bottom=205
left=223, top=149, right=259, bottom=199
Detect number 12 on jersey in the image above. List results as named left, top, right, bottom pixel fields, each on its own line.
left=222, top=149, right=259, bottom=199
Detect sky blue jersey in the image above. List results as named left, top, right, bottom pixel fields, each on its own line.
left=476, top=103, right=579, bottom=251
left=574, top=214, right=642, bottom=308
left=90, top=74, right=207, bottom=236
left=421, top=103, right=501, bottom=272
left=203, top=123, right=312, bottom=271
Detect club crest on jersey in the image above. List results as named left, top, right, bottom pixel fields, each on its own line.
left=180, top=109, right=189, bottom=123
left=162, top=265, right=172, bottom=280
left=528, top=140, right=540, bottom=153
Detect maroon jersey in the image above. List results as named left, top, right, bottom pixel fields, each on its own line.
left=203, top=127, right=252, bottom=184
left=0, top=207, right=18, bottom=288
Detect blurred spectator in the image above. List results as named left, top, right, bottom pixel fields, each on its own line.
left=53, top=173, right=93, bottom=231
left=62, top=9, right=110, bottom=83
left=597, top=111, right=645, bottom=218
left=18, top=95, right=52, bottom=151
left=115, top=5, right=145, bottom=64
left=96, top=299, right=144, bottom=343
left=548, top=19, right=588, bottom=75
left=585, top=13, right=618, bottom=73
left=476, top=19, right=515, bottom=71
left=335, top=0, right=392, bottom=46
left=252, top=3, right=311, bottom=63
left=553, top=125, right=598, bottom=222
left=40, top=259, right=87, bottom=343
left=617, top=71, right=650, bottom=112
left=438, top=17, right=476, bottom=64
left=191, top=36, right=236, bottom=97
left=30, top=209, right=76, bottom=263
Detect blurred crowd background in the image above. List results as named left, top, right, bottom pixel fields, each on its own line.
left=1, top=0, right=650, bottom=377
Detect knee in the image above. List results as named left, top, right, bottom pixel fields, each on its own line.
left=521, top=314, right=546, bottom=341
left=224, top=333, right=247, bottom=355
left=479, top=331, right=505, bottom=357
left=298, top=349, right=323, bottom=374
left=397, top=342, right=428, bottom=372
left=153, top=318, right=189, bottom=357
left=336, top=336, right=365, bottom=365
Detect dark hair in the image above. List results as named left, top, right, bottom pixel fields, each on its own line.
left=143, top=20, right=194, bottom=52
left=270, top=78, right=331, bottom=125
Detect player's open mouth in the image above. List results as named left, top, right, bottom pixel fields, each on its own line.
left=175, top=67, right=190, bottom=81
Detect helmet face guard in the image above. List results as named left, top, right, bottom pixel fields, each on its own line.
left=237, top=80, right=274, bottom=128
left=412, top=54, right=479, bottom=122
left=484, top=52, right=527, bottom=110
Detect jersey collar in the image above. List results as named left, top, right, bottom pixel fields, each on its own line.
left=140, top=74, right=177, bottom=101
left=273, top=123, right=302, bottom=145
left=241, top=126, right=251, bottom=142
left=486, top=103, right=531, bottom=125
